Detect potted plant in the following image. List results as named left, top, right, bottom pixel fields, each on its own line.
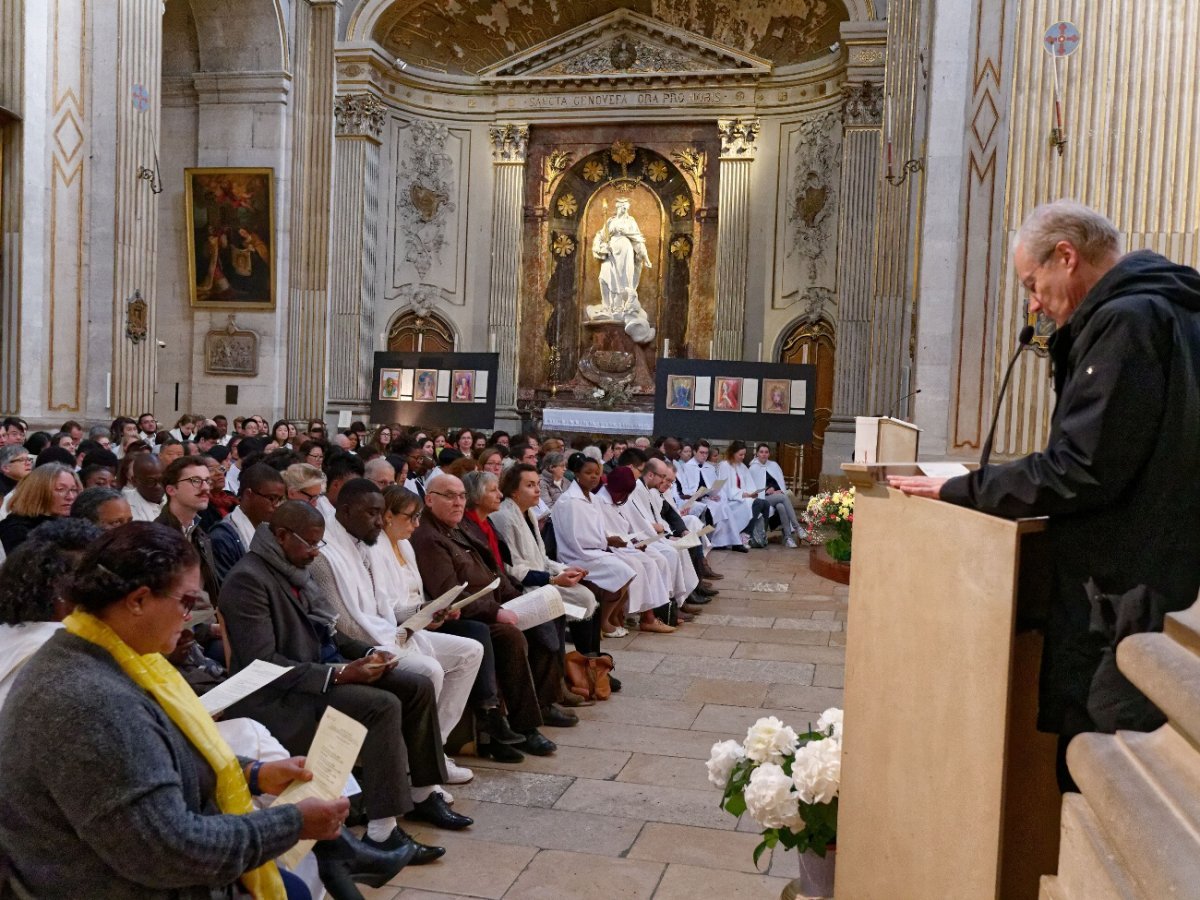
left=707, top=710, right=842, bottom=899
left=803, top=487, right=855, bottom=562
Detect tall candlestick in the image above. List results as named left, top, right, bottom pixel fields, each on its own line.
left=1050, top=57, right=1063, bottom=129
left=885, top=96, right=895, bottom=179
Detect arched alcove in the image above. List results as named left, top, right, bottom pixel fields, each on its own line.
left=777, top=316, right=836, bottom=496
left=386, top=308, right=456, bottom=353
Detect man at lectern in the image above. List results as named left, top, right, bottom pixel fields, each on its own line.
left=889, top=200, right=1200, bottom=791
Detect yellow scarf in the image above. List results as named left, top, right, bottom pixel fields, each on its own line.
left=64, top=611, right=286, bottom=900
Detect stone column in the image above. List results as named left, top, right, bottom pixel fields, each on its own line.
left=0, top=0, right=23, bottom=414
left=328, top=92, right=386, bottom=408
left=285, top=0, right=339, bottom=421
left=110, top=0, right=164, bottom=415
left=832, top=23, right=887, bottom=420
left=713, top=117, right=759, bottom=360
left=487, top=122, right=528, bottom=411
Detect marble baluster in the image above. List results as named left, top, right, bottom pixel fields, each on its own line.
left=713, top=117, right=759, bottom=360
left=329, top=92, right=386, bottom=408
left=487, top=122, right=529, bottom=411
left=285, top=0, right=338, bottom=421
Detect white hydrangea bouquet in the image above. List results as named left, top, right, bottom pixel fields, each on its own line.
left=707, top=710, right=843, bottom=865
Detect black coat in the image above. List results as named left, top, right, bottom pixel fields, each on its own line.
left=942, top=251, right=1200, bottom=733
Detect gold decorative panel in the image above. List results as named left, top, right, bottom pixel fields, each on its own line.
left=376, top=0, right=847, bottom=75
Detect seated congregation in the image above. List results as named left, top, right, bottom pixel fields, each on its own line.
left=0, top=413, right=805, bottom=898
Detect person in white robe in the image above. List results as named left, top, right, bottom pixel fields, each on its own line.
left=550, top=457, right=654, bottom=636
left=311, top=479, right=481, bottom=788
left=677, top=440, right=727, bottom=527
left=747, top=443, right=802, bottom=547
left=712, top=443, right=756, bottom=550
left=618, top=465, right=699, bottom=604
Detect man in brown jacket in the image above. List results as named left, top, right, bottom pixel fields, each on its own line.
left=409, top=474, right=557, bottom=761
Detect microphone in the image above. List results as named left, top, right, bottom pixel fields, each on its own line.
left=980, top=325, right=1035, bottom=467
left=877, top=388, right=921, bottom=419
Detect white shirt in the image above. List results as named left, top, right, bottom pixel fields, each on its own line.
left=123, top=486, right=165, bottom=523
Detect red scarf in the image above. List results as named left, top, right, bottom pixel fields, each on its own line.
left=209, top=490, right=239, bottom=518
left=465, top=509, right=503, bottom=569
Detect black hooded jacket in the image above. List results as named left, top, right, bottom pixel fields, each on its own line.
left=941, top=250, right=1200, bottom=733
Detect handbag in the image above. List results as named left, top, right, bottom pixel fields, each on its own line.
left=565, top=650, right=616, bottom=701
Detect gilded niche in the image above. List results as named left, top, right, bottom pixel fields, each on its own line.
left=376, top=0, right=847, bottom=76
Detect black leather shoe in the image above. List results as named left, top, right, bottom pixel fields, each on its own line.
left=732, top=544, right=749, bottom=553
left=361, top=827, right=445, bottom=865
left=541, top=704, right=578, bottom=728
left=680, top=602, right=704, bottom=615
left=479, top=739, right=525, bottom=763
left=478, top=706, right=525, bottom=744
left=315, top=827, right=417, bottom=891
left=404, top=793, right=474, bottom=830
left=687, top=592, right=713, bottom=605
left=519, top=729, right=557, bottom=756
left=609, top=675, right=622, bottom=692
left=700, top=568, right=724, bottom=580
left=695, top=582, right=718, bottom=597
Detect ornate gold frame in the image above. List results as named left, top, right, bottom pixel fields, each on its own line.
left=184, top=167, right=276, bottom=310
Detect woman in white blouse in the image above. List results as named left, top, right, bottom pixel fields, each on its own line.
left=712, top=441, right=756, bottom=551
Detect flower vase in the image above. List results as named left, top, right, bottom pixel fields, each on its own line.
left=780, top=848, right=836, bottom=900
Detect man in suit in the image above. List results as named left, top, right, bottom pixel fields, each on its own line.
left=219, top=500, right=455, bottom=861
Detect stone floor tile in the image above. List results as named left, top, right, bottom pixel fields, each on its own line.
left=689, top=704, right=821, bottom=738
left=552, top=719, right=731, bottom=760
left=695, top=614, right=777, bottom=628
left=386, top=832, right=538, bottom=898
left=450, top=770, right=575, bottom=808
left=467, top=744, right=631, bottom=780
left=652, top=655, right=816, bottom=686
left=615, top=752, right=714, bottom=792
left=681, top=677, right=769, bottom=707
left=605, top=648, right=667, bottom=673
left=627, top=822, right=768, bottom=874
left=810, top=610, right=837, bottom=620
left=502, top=849, right=665, bottom=900
left=700, top=626, right=830, bottom=646
left=606, top=671, right=689, bottom=701
left=829, top=631, right=847, bottom=646
left=771, top=617, right=843, bottom=632
left=408, top=798, right=644, bottom=856
left=813, top=664, right=845, bottom=688
left=762, top=683, right=846, bottom=713
left=624, top=633, right=740, bottom=658
left=653, top=863, right=792, bottom=899
left=396, top=891, right=481, bottom=900
left=576, top=694, right=703, bottom=729
left=731, top=641, right=847, bottom=664
left=356, top=887, right=403, bottom=900
left=553, top=777, right=735, bottom=830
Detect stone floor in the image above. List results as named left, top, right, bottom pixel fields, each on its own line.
left=361, top=542, right=847, bottom=900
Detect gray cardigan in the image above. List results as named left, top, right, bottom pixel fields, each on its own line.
left=0, top=630, right=302, bottom=899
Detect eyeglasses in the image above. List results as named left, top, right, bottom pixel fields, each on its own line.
left=52, top=485, right=81, bottom=497
left=296, top=488, right=322, bottom=505
left=161, top=588, right=209, bottom=614
left=282, top=528, right=326, bottom=552
left=175, top=476, right=213, bottom=490
left=3, top=455, right=31, bottom=466
left=306, top=452, right=324, bottom=462
left=429, top=490, right=467, bottom=502
left=246, top=486, right=286, bottom=507
left=399, top=511, right=422, bottom=522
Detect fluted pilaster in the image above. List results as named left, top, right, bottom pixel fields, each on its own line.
left=285, top=0, right=339, bottom=420
left=0, top=0, right=22, bottom=414
left=713, top=117, right=758, bottom=360
left=110, top=0, right=163, bottom=415
left=487, top=122, right=528, bottom=410
left=329, top=92, right=385, bottom=406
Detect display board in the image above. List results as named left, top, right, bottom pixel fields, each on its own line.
left=370, top=352, right=499, bottom=429
left=653, top=358, right=816, bottom=442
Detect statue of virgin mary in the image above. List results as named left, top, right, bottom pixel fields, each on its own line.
left=588, top=198, right=656, bottom=345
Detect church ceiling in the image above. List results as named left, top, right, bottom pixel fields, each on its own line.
left=375, top=0, right=847, bottom=76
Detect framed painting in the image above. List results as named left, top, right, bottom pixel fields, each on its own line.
left=185, top=167, right=275, bottom=309
left=413, top=369, right=438, bottom=402
left=666, top=374, right=695, bottom=410
left=714, top=376, right=742, bottom=412
left=761, top=378, right=791, bottom=414
left=379, top=369, right=402, bottom=400
left=450, top=370, right=475, bottom=403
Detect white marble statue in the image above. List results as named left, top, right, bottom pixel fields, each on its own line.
left=589, top=198, right=656, bottom=345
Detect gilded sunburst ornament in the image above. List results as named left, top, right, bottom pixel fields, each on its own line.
left=556, top=194, right=578, bottom=217
left=610, top=140, right=636, bottom=166
left=670, top=236, right=692, bottom=260
left=582, top=160, right=606, bottom=182
left=552, top=234, right=576, bottom=257
left=647, top=160, right=669, bottom=183
left=671, top=194, right=692, bottom=218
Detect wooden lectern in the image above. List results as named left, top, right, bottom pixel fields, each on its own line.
left=836, top=464, right=1061, bottom=899
left=853, top=416, right=921, bottom=464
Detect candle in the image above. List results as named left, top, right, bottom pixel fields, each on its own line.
left=416, top=331, right=424, bottom=352
left=453, top=333, right=459, bottom=352
left=757, top=341, right=763, bottom=362
left=1050, top=58, right=1063, bottom=129
left=708, top=340, right=714, bottom=359
left=662, top=338, right=670, bottom=358
left=488, top=331, right=497, bottom=353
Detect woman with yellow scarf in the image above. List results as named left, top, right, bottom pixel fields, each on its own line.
left=0, top=523, right=348, bottom=899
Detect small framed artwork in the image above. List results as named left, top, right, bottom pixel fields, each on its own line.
left=414, top=369, right=438, bottom=402
left=714, top=376, right=742, bottom=412
left=762, top=379, right=790, bottom=414
left=185, top=167, right=275, bottom=309
left=450, top=369, right=475, bottom=403
left=666, top=374, right=696, bottom=410
left=379, top=369, right=401, bottom=400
